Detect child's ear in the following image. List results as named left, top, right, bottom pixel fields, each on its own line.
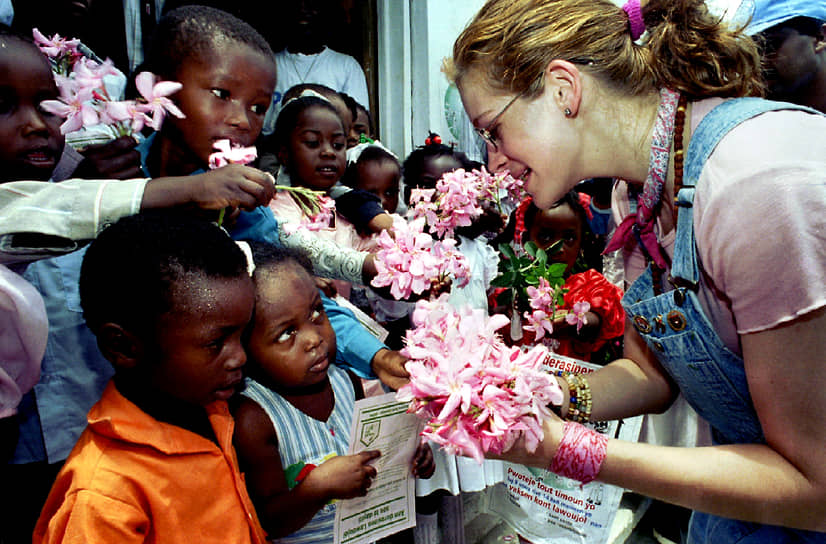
left=96, top=323, right=143, bottom=370
left=277, top=146, right=290, bottom=168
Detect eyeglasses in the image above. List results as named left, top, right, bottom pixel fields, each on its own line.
left=474, top=92, right=522, bottom=152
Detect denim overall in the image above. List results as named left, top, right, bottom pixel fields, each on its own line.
left=621, top=98, right=826, bottom=543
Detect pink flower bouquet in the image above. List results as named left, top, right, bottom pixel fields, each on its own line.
left=34, top=29, right=184, bottom=146
left=370, top=216, right=470, bottom=300
left=396, top=296, right=564, bottom=463
left=408, top=167, right=524, bottom=239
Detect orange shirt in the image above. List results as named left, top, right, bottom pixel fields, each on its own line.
left=33, top=382, right=268, bottom=544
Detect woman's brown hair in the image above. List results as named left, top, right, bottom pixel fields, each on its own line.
left=448, top=0, right=764, bottom=99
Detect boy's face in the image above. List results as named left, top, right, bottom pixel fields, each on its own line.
left=529, top=204, right=582, bottom=276
left=247, top=262, right=337, bottom=390
left=166, top=42, right=276, bottom=167
left=0, top=39, right=64, bottom=182
left=281, top=105, right=346, bottom=191
left=147, top=274, right=254, bottom=406
left=347, top=108, right=370, bottom=148
left=358, top=159, right=400, bottom=213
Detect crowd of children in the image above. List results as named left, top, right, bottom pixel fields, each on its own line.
left=1, top=4, right=628, bottom=544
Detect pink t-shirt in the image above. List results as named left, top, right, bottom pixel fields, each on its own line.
left=613, top=97, right=826, bottom=355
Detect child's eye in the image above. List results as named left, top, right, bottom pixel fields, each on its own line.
left=310, top=308, right=324, bottom=323
left=211, top=88, right=230, bottom=100
left=250, top=103, right=268, bottom=115
left=332, top=141, right=345, bottom=151
left=276, top=327, right=296, bottom=343
left=302, top=139, right=320, bottom=148
left=206, top=337, right=225, bottom=353
left=563, top=230, right=579, bottom=243
left=0, top=91, right=14, bottom=115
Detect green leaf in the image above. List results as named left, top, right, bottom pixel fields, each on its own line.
left=548, top=262, right=568, bottom=277
left=524, top=241, right=538, bottom=258
left=498, top=243, right=517, bottom=261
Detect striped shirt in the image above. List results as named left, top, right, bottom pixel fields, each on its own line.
left=241, top=364, right=355, bottom=544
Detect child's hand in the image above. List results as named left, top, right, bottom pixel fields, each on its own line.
left=314, top=277, right=338, bottom=298
left=312, top=451, right=381, bottom=500
left=370, top=348, right=409, bottom=390
left=412, top=441, right=435, bottom=479
left=189, top=164, right=275, bottom=211
left=74, top=136, right=142, bottom=180
left=552, top=310, right=601, bottom=343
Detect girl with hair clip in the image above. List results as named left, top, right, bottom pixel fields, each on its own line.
left=510, top=192, right=625, bottom=364
left=449, top=0, right=826, bottom=541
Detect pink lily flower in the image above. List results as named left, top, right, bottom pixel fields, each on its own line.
left=566, top=301, right=591, bottom=332
left=32, top=28, right=80, bottom=59
left=102, top=100, right=150, bottom=134
left=134, top=71, right=185, bottom=131
left=40, top=78, right=99, bottom=134
left=209, top=139, right=258, bottom=169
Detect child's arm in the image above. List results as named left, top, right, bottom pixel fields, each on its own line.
left=411, top=441, right=435, bottom=479
left=0, top=166, right=274, bottom=265
left=332, top=187, right=392, bottom=235
left=233, top=398, right=380, bottom=538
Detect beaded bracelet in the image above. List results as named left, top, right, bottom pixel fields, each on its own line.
left=554, top=371, right=593, bottom=423
left=550, top=421, right=608, bottom=485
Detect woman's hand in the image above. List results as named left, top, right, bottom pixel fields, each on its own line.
left=485, top=415, right=566, bottom=468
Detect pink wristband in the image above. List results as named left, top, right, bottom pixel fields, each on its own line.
left=622, top=0, right=645, bottom=40
left=550, top=421, right=608, bottom=485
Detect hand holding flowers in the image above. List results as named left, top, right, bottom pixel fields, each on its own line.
left=33, top=29, right=185, bottom=144
left=395, top=296, right=563, bottom=463
left=370, top=215, right=470, bottom=300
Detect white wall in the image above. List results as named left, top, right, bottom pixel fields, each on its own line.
left=377, top=0, right=486, bottom=163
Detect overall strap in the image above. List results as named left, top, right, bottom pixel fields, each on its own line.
left=670, top=98, right=821, bottom=284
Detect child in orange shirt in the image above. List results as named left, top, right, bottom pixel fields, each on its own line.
left=33, top=211, right=268, bottom=544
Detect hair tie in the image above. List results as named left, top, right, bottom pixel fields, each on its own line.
left=622, top=0, right=645, bottom=41
left=345, top=139, right=398, bottom=165
left=282, top=89, right=330, bottom=109
left=424, top=133, right=442, bottom=146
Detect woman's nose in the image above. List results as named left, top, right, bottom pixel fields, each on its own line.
left=486, top=143, right=510, bottom=173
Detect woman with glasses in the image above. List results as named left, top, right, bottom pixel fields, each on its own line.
left=447, top=0, right=826, bottom=542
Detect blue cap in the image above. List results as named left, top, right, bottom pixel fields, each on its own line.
left=746, top=0, right=826, bottom=35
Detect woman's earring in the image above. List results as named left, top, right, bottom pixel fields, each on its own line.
left=564, top=108, right=572, bottom=117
